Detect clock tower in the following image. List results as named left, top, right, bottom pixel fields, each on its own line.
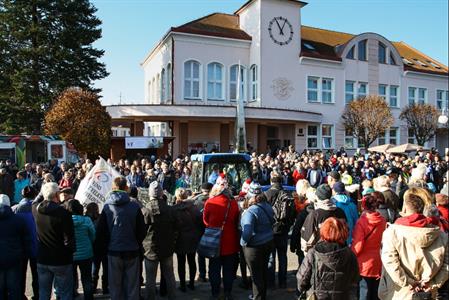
left=238, top=0, right=306, bottom=108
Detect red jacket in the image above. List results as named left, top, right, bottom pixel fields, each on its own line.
left=437, top=205, right=449, bottom=222
left=351, top=211, right=387, bottom=278
left=203, top=193, right=240, bottom=256
left=292, top=169, right=305, bottom=185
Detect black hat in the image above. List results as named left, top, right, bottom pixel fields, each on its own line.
left=201, top=182, right=213, bottom=191
left=316, top=184, right=332, bottom=201
left=327, top=171, right=341, bottom=181
left=60, top=187, right=74, bottom=195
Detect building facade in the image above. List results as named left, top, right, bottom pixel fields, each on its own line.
left=107, top=0, right=449, bottom=158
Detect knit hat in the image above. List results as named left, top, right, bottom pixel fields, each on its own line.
left=215, top=173, right=228, bottom=188
left=342, top=174, right=353, bottom=185
left=327, top=171, right=341, bottom=181
left=0, top=194, right=11, bottom=207
left=333, top=182, right=346, bottom=194
left=316, top=184, right=332, bottom=201
left=247, top=182, right=262, bottom=199
left=241, top=179, right=251, bottom=194
left=362, top=187, right=375, bottom=196
left=149, top=181, right=164, bottom=199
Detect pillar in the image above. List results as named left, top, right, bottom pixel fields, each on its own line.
left=220, top=123, right=230, bottom=152
left=257, top=125, right=267, bottom=153
left=179, top=122, right=188, bottom=155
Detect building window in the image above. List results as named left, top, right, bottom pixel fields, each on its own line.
left=160, top=68, right=166, bottom=102
left=437, top=90, right=449, bottom=111
left=345, top=81, right=355, bottom=104
left=390, top=53, right=396, bottom=65
left=389, top=127, right=398, bottom=145
left=230, top=64, right=246, bottom=101
left=322, top=125, right=334, bottom=149
left=408, top=87, right=416, bottom=105
left=408, top=128, right=416, bottom=144
left=358, top=39, right=367, bottom=61
left=378, top=42, right=387, bottom=64
left=147, top=81, right=152, bottom=103
left=152, top=78, right=156, bottom=102
left=322, top=78, right=333, bottom=103
left=307, top=125, right=318, bottom=148
left=307, top=77, right=319, bottom=102
left=184, top=60, right=201, bottom=99
left=378, top=84, right=387, bottom=99
left=418, top=88, right=427, bottom=104
left=390, top=86, right=398, bottom=107
left=207, top=62, right=224, bottom=100
left=156, top=74, right=160, bottom=102
left=346, top=46, right=355, bottom=59
left=379, top=127, right=399, bottom=145
left=358, top=82, right=368, bottom=98
left=307, top=76, right=334, bottom=103
left=344, top=128, right=357, bottom=149
left=167, top=63, right=172, bottom=101
left=250, top=65, right=258, bottom=101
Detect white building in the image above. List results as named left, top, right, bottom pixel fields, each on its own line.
left=107, top=0, right=448, bottom=159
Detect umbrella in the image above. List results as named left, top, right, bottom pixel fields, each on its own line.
left=386, top=143, right=422, bottom=153
left=368, top=144, right=393, bottom=153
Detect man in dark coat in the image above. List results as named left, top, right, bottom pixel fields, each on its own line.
left=96, top=176, right=145, bottom=300
left=0, top=167, right=14, bottom=201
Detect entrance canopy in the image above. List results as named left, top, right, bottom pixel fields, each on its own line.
left=106, top=104, right=322, bottom=123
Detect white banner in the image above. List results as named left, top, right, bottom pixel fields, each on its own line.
left=125, top=137, right=163, bottom=149
left=75, top=157, right=121, bottom=209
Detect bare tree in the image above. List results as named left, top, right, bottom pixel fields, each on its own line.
left=400, top=103, right=439, bottom=146
left=342, top=95, right=394, bottom=151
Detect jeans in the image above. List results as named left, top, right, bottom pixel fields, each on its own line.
left=197, top=253, right=206, bottom=279
left=37, top=263, right=73, bottom=300
left=176, top=252, right=196, bottom=287
left=268, top=233, right=288, bottom=287
left=21, top=258, right=39, bottom=300
left=144, top=257, right=176, bottom=300
left=0, top=262, right=22, bottom=300
left=108, top=255, right=140, bottom=300
left=208, top=253, right=239, bottom=297
left=73, top=259, right=93, bottom=300
left=359, top=276, right=379, bottom=300
left=92, top=254, right=108, bottom=291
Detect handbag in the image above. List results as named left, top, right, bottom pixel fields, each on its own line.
left=197, top=199, right=231, bottom=258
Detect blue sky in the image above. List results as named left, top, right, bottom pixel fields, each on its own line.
left=92, top=0, right=449, bottom=105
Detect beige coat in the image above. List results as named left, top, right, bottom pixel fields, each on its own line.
left=378, top=224, right=449, bottom=300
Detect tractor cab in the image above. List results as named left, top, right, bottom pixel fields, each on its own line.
left=190, top=153, right=251, bottom=195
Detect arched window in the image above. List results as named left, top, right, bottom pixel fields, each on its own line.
left=358, top=39, right=367, bottom=61
left=207, top=62, right=224, bottom=100
left=184, top=60, right=201, bottom=99
left=378, top=42, right=387, bottom=64
left=156, top=73, right=161, bottom=102
left=147, top=81, right=152, bottom=103
left=250, top=64, right=258, bottom=101
left=167, top=63, right=172, bottom=101
left=152, top=78, right=156, bottom=102
left=160, top=68, right=166, bottom=102
left=230, top=64, right=246, bottom=101
left=346, top=46, right=355, bottom=59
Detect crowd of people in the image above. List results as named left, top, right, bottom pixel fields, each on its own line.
left=0, top=145, right=448, bottom=300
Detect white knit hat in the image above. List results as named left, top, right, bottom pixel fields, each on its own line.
left=0, top=194, right=11, bottom=207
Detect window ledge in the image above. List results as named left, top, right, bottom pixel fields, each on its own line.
left=184, top=97, right=203, bottom=101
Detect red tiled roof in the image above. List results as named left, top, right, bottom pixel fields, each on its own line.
left=168, top=12, right=447, bottom=76
left=172, top=13, right=252, bottom=41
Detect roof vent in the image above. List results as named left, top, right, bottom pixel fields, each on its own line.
left=303, top=42, right=316, bottom=51
left=413, top=59, right=428, bottom=67
left=402, top=57, right=414, bottom=65
left=427, top=60, right=441, bottom=69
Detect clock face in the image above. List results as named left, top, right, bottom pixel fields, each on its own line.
left=268, top=16, right=294, bottom=46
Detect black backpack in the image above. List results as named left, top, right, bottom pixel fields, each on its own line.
left=270, top=190, right=295, bottom=235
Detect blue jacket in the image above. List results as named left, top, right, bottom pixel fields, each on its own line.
left=13, top=178, right=30, bottom=204
left=72, top=215, right=95, bottom=261
left=97, top=191, right=145, bottom=254
left=240, top=201, right=274, bottom=247
left=332, top=194, right=359, bottom=245
left=0, top=204, right=32, bottom=268
left=126, top=173, right=144, bottom=188
left=12, top=198, right=38, bottom=258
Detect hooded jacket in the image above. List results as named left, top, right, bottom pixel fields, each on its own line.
left=332, top=194, right=359, bottom=245
left=13, top=178, right=30, bottom=204
left=96, top=190, right=145, bottom=256
left=351, top=211, right=387, bottom=278
left=72, top=215, right=96, bottom=261
left=300, top=199, right=346, bottom=254
left=12, top=198, right=38, bottom=258
left=32, top=200, right=75, bottom=265
left=240, top=201, right=274, bottom=247
left=0, top=204, right=32, bottom=268
left=378, top=220, right=449, bottom=300
left=297, top=241, right=359, bottom=300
